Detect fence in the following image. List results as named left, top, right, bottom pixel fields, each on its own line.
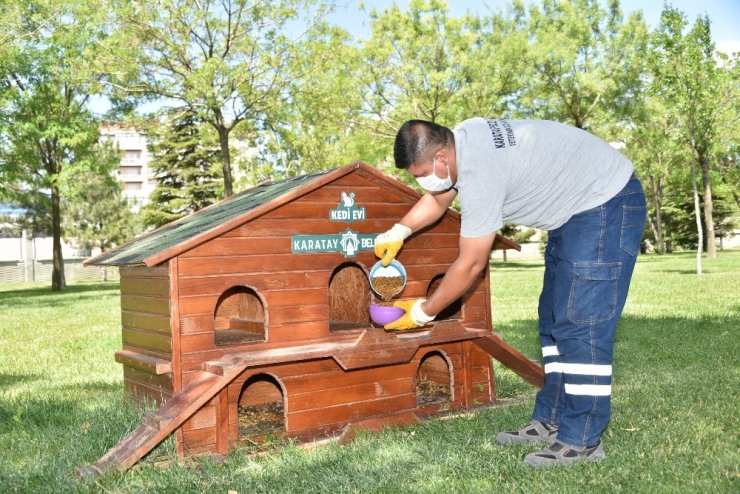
left=0, top=232, right=118, bottom=284
left=0, top=258, right=118, bottom=284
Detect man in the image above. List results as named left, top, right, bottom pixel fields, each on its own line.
left=374, top=118, right=646, bottom=467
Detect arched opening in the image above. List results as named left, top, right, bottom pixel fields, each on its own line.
left=416, top=351, right=452, bottom=406
left=214, top=286, right=266, bottom=346
left=329, top=262, right=371, bottom=332
left=238, top=374, right=285, bottom=439
left=426, top=274, right=463, bottom=320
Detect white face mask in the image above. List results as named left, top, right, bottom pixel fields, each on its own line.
left=415, top=157, right=453, bottom=192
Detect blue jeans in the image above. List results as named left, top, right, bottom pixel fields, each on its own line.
left=532, top=174, right=646, bottom=447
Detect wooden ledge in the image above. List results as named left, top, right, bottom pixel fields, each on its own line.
left=115, top=350, right=173, bottom=375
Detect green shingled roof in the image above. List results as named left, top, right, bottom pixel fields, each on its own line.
left=87, top=169, right=333, bottom=267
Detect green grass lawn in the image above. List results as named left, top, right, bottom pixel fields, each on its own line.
left=0, top=252, right=737, bottom=493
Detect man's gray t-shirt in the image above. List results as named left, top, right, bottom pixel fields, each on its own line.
left=454, top=118, right=634, bottom=237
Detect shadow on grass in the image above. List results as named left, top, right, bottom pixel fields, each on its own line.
left=0, top=381, right=123, bottom=426
left=659, top=269, right=712, bottom=275
left=0, top=372, right=41, bottom=389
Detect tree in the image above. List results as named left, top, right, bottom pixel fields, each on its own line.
left=0, top=0, right=116, bottom=291
left=650, top=7, right=738, bottom=262
left=350, top=0, right=531, bottom=188
left=521, top=0, right=647, bottom=132
left=109, top=0, right=327, bottom=197
left=0, top=188, right=52, bottom=239
left=661, top=171, right=737, bottom=253
left=141, top=113, right=222, bottom=228
left=261, top=23, right=366, bottom=176
left=454, top=0, right=531, bottom=121
left=356, top=0, right=478, bottom=141
left=63, top=169, right=138, bottom=254
left=622, top=96, right=686, bottom=254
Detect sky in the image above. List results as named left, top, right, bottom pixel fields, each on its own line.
left=325, top=0, right=740, bottom=53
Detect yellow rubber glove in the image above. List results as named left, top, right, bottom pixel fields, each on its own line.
left=374, top=224, right=412, bottom=266
left=384, top=298, right=435, bottom=331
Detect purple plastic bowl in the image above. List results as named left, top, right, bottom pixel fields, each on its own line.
left=369, top=303, right=405, bottom=325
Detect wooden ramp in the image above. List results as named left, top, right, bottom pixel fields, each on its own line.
left=76, top=366, right=241, bottom=480
left=76, top=337, right=359, bottom=480
left=473, top=332, right=545, bottom=388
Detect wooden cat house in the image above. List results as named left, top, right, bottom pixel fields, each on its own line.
left=78, top=161, right=543, bottom=478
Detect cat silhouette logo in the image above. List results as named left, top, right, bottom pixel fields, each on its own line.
left=330, top=191, right=366, bottom=223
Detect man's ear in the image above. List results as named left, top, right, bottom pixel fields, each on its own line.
left=435, top=147, right=451, bottom=165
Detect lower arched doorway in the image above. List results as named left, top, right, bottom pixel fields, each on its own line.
left=416, top=351, right=452, bottom=407
left=237, top=374, right=285, bottom=440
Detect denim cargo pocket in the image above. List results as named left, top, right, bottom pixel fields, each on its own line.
left=620, top=205, right=646, bottom=256
left=567, top=262, right=621, bottom=323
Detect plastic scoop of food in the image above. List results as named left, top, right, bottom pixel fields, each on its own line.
left=369, top=259, right=407, bottom=301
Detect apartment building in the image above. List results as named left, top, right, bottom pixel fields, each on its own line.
left=99, top=122, right=155, bottom=211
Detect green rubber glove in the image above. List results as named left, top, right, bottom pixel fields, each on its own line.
left=384, top=299, right=435, bottom=331
left=374, top=224, right=412, bottom=266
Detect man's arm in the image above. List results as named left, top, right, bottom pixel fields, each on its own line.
left=420, top=232, right=495, bottom=317
left=397, top=189, right=457, bottom=232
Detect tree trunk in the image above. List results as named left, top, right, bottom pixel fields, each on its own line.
left=649, top=175, right=666, bottom=255
left=690, top=163, right=703, bottom=275
left=51, top=182, right=66, bottom=291
left=699, top=156, right=716, bottom=258
left=218, top=126, right=234, bottom=198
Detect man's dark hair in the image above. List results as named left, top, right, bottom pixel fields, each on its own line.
left=394, top=120, right=454, bottom=169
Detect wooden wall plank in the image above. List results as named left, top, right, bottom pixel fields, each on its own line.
left=121, top=311, right=170, bottom=334
left=182, top=406, right=216, bottom=431
left=270, top=304, right=327, bottom=324
left=178, top=272, right=325, bottom=296
left=181, top=428, right=216, bottom=453
left=120, top=277, right=170, bottom=297
left=121, top=345, right=171, bottom=361
left=120, top=264, right=169, bottom=279
left=180, top=314, right=213, bottom=335
left=122, top=367, right=173, bottom=400
left=120, top=295, right=170, bottom=315
left=122, top=327, right=172, bottom=353
left=287, top=394, right=417, bottom=431
left=123, top=366, right=172, bottom=389
left=264, top=321, right=328, bottom=343
left=123, top=381, right=172, bottom=406
left=289, top=377, right=412, bottom=412
left=179, top=333, right=215, bottom=354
